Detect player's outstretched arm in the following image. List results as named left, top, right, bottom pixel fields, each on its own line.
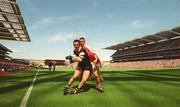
left=72, top=56, right=82, bottom=62
left=65, top=55, right=83, bottom=63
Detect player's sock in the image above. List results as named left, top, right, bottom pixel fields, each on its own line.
left=97, top=85, right=104, bottom=93
left=63, top=84, right=71, bottom=95
left=98, top=88, right=104, bottom=93
left=71, top=87, right=80, bottom=94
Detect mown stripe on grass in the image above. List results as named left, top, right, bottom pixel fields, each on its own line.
left=19, top=70, right=39, bottom=107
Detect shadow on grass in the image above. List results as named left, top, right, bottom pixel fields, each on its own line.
left=1, top=69, right=180, bottom=94
left=71, top=83, right=98, bottom=94
left=0, top=72, right=72, bottom=94
left=103, top=76, right=180, bottom=81
left=101, top=69, right=180, bottom=80
left=0, top=70, right=73, bottom=82
left=102, top=70, right=180, bottom=82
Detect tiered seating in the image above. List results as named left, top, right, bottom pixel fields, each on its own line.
left=0, top=44, right=33, bottom=74
left=107, top=27, right=180, bottom=68
left=0, top=44, right=12, bottom=59
left=112, top=38, right=180, bottom=61
left=107, top=59, right=180, bottom=68
left=0, top=0, right=32, bottom=74
left=0, top=59, right=32, bottom=73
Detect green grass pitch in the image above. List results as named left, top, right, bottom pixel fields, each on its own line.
left=0, top=67, right=180, bottom=107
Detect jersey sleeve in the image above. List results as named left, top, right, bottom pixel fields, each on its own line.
left=85, top=47, right=96, bottom=62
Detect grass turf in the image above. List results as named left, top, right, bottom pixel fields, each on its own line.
left=0, top=67, right=180, bottom=107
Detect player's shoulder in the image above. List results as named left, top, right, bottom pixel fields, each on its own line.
left=85, top=45, right=96, bottom=54
left=84, top=45, right=91, bottom=50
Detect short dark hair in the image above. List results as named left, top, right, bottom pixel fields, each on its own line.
left=73, top=39, right=80, bottom=43
left=79, top=37, right=85, bottom=41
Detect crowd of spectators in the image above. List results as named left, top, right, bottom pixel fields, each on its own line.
left=0, top=59, right=33, bottom=73
left=112, top=38, right=180, bottom=59
left=107, top=58, right=180, bottom=68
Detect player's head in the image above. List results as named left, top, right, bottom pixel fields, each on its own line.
left=79, top=37, right=85, bottom=47
left=73, top=39, right=80, bottom=50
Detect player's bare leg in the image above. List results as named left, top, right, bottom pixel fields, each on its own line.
left=96, top=63, right=104, bottom=81
left=98, top=70, right=104, bottom=81
left=68, top=69, right=81, bottom=85
left=64, top=69, right=81, bottom=95
left=72, top=70, right=90, bottom=94
left=92, top=69, right=103, bottom=92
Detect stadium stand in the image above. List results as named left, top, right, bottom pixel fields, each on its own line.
left=0, top=44, right=32, bottom=74
left=0, top=0, right=30, bottom=41
left=0, top=0, right=32, bottom=75
left=0, top=43, right=12, bottom=59
left=105, top=26, right=180, bottom=68
left=0, top=59, right=32, bottom=72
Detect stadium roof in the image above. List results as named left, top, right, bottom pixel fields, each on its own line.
left=0, top=43, right=12, bottom=59
left=0, top=0, right=30, bottom=42
left=105, top=26, right=180, bottom=50
left=0, top=43, right=12, bottom=52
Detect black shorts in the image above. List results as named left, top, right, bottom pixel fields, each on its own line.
left=76, top=65, right=92, bottom=72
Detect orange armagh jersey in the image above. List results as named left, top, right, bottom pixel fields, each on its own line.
left=84, top=46, right=96, bottom=62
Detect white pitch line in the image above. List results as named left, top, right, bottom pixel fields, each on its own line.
left=19, top=70, right=39, bottom=107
